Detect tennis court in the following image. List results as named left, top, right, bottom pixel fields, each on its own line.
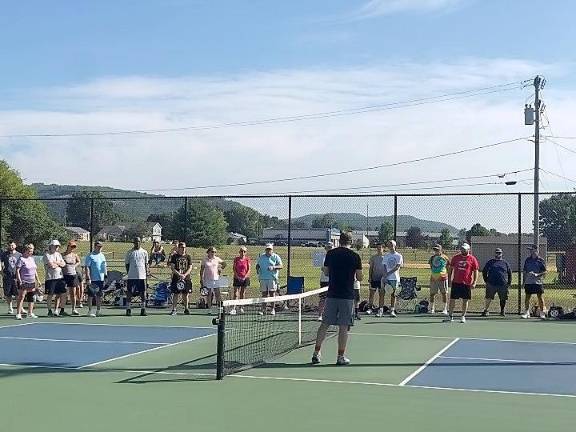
left=1, top=307, right=575, bottom=431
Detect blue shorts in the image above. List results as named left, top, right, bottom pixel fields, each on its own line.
left=87, top=281, right=104, bottom=297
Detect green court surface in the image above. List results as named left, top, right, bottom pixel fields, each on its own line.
left=1, top=308, right=575, bottom=432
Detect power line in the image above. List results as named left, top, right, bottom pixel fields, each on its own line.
left=252, top=168, right=532, bottom=195
left=129, top=136, right=530, bottom=193
left=540, top=168, right=576, bottom=184
left=544, top=137, right=576, bottom=155
left=0, top=81, right=527, bottom=139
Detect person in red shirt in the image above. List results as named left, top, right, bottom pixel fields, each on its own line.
left=230, top=246, right=251, bottom=315
left=445, top=243, right=479, bottom=323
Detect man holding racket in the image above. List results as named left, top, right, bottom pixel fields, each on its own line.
left=169, top=242, right=193, bottom=315
left=125, top=237, right=149, bottom=317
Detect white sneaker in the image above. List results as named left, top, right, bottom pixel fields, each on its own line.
left=336, top=355, right=351, bottom=366
left=442, top=308, right=449, bottom=316
left=270, top=308, right=276, bottom=316
left=15, top=313, right=22, bottom=320
left=79, top=303, right=84, bottom=309
left=443, top=316, right=454, bottom=322
left=317, top=315, right=323, bottom=322
left=390, top=310, right=397, bottom=318
left=460, top=316, right=466, bottom=323
left=8, top=307, right=14, bottom=315
left=540, top=312, right=547, bottom=319
left=366, top=309, right=372, bottom=315
left=229, top=308, right=237, bottom=315
left=239, top=307, right=245, bottom=314
left=258, top=311, right=264, bottom=316
left=29, top=313, right=38, bottom=319
left=429, top=308, right=435, bottom=314
left=170, top=310, right=177, bottom=316
left=521, top=312, right=530, bottom=319
left=376, top=308, right=383, bottom=318
left=88, top=310, right=96, bottom=317
left=72, top=309, right=80, bottom=316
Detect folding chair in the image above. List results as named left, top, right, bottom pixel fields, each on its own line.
left=395, top=277, right=420, bottom=313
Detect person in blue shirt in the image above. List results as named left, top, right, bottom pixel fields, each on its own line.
left=255, top=244, right=283, bottom=315
left=84, top=241, right=107, bottom=317
left=522, top=244, right=547, bottom=319
left=481, top=248, right=512, bottom=317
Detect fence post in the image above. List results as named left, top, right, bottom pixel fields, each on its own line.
left=89, top=197, right=95, bottom=252
left=517, top=193, right=522, bottom=315
left=183, top=197, right=188, bottom=243
left=393, top=195, right=398, bottom=241
left=0, top=199, right=3, bottom=245
left=287, top=196, right=292, bottom=280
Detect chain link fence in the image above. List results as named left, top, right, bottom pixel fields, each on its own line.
left=1, top=192, right=575, bottom=313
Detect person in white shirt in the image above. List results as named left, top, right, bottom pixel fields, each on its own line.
left=379, top=240, right=403, bottom=318
left=125, top=237, right=149, bottom=317
left=200, top=247, right=226, bottom=311
left=43, top=239, right=67, bottom=317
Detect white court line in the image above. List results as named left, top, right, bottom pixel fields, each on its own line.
left=399, top=338, right=460, bottom=386
left=0, top=336, right=167, bottom=345
left=79, top=333, right=216, bottom=369
left=0, top=322, right=35, bottom=329
left=439, top=355, right=575, bottom=364
left=32, top=322, right=216, bottom=330
left=405, top=383, right=576, bottom=399
left=349, top=332, right=576, bottom=346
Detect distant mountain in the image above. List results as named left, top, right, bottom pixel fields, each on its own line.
left=291, top=213, right=459, bottom=234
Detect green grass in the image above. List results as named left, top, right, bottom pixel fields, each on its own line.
left=1, top=310, right=576, bottom=431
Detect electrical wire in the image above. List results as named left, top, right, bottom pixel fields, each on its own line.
left=0, top=81, right=527, bottom=139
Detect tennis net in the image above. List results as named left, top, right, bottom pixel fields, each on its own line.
left=215, top=287, right=328, bottom=379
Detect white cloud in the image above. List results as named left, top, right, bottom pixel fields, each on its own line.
left=349, top=0, right=466, bottom=19
left=0, top=58, right=574, bottom=231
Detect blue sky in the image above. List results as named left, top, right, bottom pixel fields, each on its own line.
left=0, top=0, right=575, bottom=231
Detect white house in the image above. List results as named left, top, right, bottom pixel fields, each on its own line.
left=64, top=226, right=90, bottom=241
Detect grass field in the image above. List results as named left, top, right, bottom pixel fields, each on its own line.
left=1, top=305, right=576, bottom=432
left=21, top=241, right=575, bottom=315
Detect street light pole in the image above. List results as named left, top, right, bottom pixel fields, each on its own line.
left=533, top=76, right=543, bottom=247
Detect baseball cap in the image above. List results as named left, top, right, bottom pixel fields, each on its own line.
left=460, top=242, right=471, bottom=251
left=49, top=239, right=61, bottom=247
left=207, top=246, right=217, bottom=253
left=388, top=239, right=397, bottom=247
left=95, top=240, right=103, bottom=246
left=495, top=248, right=503, bottom=254
left=265, top=243, right=274, bottom=249
left=432, top=244, right=442, bottom=250
left=527, top=244, right=539, bottom=250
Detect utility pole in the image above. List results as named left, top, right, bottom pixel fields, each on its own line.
left=533, top=76, right=543, bottom=247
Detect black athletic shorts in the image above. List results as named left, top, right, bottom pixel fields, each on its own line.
left=127, top=279, right=146, bottom=296
left=370, top=280, right=382, bottom=290
left=45, top=278, right=67, bottom=295
left=24, top=292, right=35, bottom=302
left=87, top=281, right=104, bottom=297
left=63, top=274, right=80, bottom=288
left=170, top=280, right=192, bottom=294
left=485, top=283, right=508, bottom=300
left=3, top=276, right=18, bottom=297
left=233, top=277, right=250, bottom=288
left=450, top=282, right=472, bottom=300
left=525, top=284, right=544, bottom=295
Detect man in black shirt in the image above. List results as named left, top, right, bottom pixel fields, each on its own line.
left=312, top=232, right=362, bottom=366
left=481, top=248, right=512, bottom=317
left=169, top=242, right=193, bottom=316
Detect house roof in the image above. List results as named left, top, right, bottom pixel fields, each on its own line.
left=65, top=226, right=90, bottom=234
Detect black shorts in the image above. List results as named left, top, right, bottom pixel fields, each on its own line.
left=170, top=280, right=192, bottom=294
left=233, top=277, right=250, bottom=288
left=525, top=284, right=544, bottom=295
left=87, top=281, right=104, bottom=297
left=45, top=278, right=67, bottom=295
left=485, top=283, right=508, bottom=300
left=63, top=274, right=80, bottom=288
left=3, top=276, right=18, bottom=297
left=127, top=279, right=146, bottom=296
left=370, top=280, right=382, bottom=290
left=450, top=282, right=472, bottom=300
left=354, top=290, right=360, bottom=302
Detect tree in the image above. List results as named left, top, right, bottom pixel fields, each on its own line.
left=66, top=191, right=119, bottom=232
left=405, top=226, right=424, bottom=248
left=173, top=200, right=228, bottom=247
left=224, top=206, right=261, bottom=238
left=124, top=222, right=151, bottom=241
left=378, top=222, right=394, bottom=244
left=311, top=214, right=336, bottom=229
left=0, top=160, right=69, bottom=246
left=438, top=228, right=452, bottom=249
left=466, top=223, right=491, bottom=243
left=539, top=194, right=576, bottom=248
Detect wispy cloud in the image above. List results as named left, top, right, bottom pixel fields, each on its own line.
left=349, top=0, right=467, bottom=19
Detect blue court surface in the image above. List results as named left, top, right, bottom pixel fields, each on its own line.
left=405, top=338, right=576, bottom=396
left=0, top=323, right=215, bottom=369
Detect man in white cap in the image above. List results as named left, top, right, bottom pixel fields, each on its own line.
left=43, top=239, right=67, bottom=317
left=522, top=244, right=547, bottom=319
left=481, top=248, right=512, bottom=317
left=446, top=242, right=479, bottom=323
left=380, top=240, right=403, bottom=318
left=255, top=243, right=283, bottom=315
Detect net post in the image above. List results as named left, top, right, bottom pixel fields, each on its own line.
left=298, top=297, right=302, bottom=346
left=215, top=302, right=226, bottom=380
